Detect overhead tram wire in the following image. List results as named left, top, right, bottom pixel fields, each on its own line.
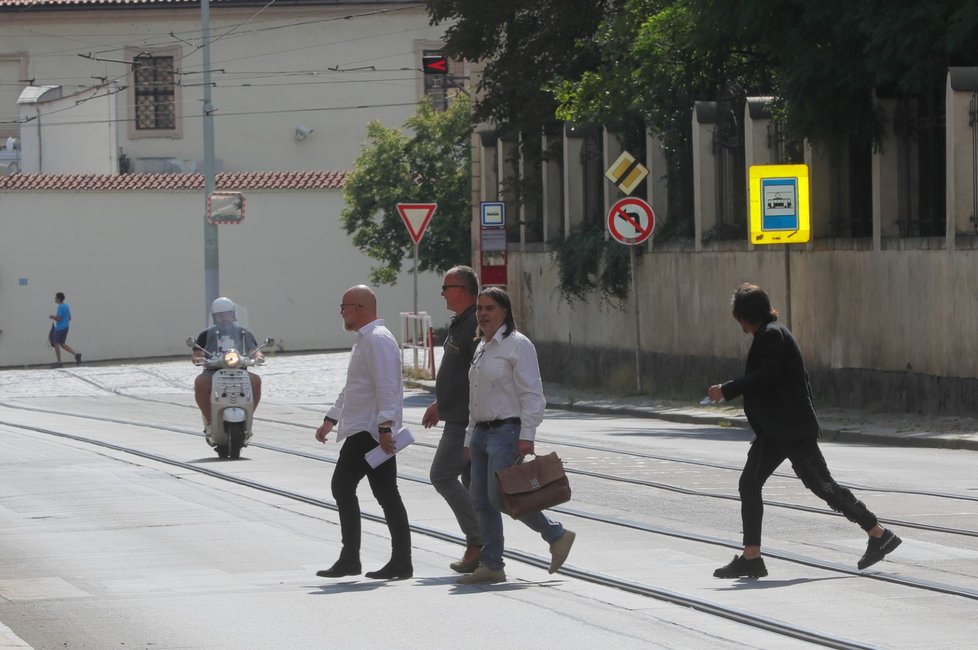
left=0, top=2, right=432, bottom=112
left=0, top=99, right=422, bottom=127
left=0, top=1, right=426, bottom=59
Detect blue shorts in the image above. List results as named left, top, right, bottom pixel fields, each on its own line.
left=52, top=328, right=69, bottom=344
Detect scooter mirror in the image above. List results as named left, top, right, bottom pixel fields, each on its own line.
left=263, top=337, right=275, bottom=347
left=185, top=336, right=196, bottom=348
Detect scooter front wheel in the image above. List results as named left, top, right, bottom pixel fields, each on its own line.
left=215, top=444, right=229, bottom=459
left=227, top=422, right=246, bottom=460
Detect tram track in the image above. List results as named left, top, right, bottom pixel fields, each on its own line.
left=8, top=380, right=978, bottom=542
left=0, top=415, right=903, bottom=650
left=0, top=360, right=978, bottom=648
left=1, top=400, right=977, bottom=606
left=101, top=368, right=978, bottom=506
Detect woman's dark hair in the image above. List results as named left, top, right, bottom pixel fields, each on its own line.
left=477, top=286, right=517, bottom=338
left=731, top=283, right=778, bottom=325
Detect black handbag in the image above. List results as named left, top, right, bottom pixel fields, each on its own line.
left=495, top=452, right=571, bottom=519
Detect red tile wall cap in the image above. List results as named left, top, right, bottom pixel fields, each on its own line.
left=0, top=170, right=348, bottom=191
left=0, top=0, right=210, bottom=7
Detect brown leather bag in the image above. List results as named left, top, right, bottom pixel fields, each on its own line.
left=495, top=452, right=571, bottom=519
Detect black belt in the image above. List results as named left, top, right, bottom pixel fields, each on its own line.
left=476, top=417, right=521, bottom=428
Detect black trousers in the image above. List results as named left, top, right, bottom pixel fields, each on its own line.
left=331, top=431, right=411, bottom=561
left=739, top=436, right=879, bottom=547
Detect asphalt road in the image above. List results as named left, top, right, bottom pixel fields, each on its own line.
left=0, top=353, right=975, bottom=649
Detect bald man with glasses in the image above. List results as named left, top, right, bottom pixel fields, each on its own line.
left=315, top=285, right=412, bottom=580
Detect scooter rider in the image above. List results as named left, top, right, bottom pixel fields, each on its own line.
left=193, top=297, right=264, bottom=432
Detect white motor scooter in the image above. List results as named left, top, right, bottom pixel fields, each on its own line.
left=186, top=335, right=274, bottom=459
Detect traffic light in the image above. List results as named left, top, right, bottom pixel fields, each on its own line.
left=422, top=51, right=448, bottom=75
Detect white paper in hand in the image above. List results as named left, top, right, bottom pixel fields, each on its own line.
left=364, top=427, right=415, bottom=469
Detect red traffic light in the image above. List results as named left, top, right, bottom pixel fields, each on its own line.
left=422, top=52, right=448, bottom=75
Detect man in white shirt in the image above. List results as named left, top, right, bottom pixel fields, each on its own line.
left=314, top=285, right=412, bottom=580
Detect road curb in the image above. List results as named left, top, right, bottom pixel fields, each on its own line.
left=405, top=380, right=978, bottom=452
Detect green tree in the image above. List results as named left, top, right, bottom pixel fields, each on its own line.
left=553, top=0, right=774, bottom=239
left=425, top=1, right=626, bottom=302
left=341, top=97, right=472, bottom=285
left=678, top=2, right=966, bottom=145
left=426, top=0, right=614, bottom=134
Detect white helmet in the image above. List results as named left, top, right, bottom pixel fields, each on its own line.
left=211, top=297, right=235, bottom=321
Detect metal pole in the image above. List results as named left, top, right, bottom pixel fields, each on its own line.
left=201, top=0, right=219, bottom=325
left=412, top=243, right=419, bottom=368
left=413, top=243, right=419, bottom=315
left=784, top=244, right=792, bottom=330
left=631, top=246, right=642, bottom=393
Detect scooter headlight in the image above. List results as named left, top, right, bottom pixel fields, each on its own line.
left=223, top=350, right=242, bottom=367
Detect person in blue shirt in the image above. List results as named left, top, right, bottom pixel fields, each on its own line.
left=48, top=292, right=81, bottom=368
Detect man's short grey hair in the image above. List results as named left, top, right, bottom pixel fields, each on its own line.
left=447, top=266, right=479, bottom=297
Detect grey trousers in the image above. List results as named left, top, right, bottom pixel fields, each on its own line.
left=429, top=420, right=483, bottom=546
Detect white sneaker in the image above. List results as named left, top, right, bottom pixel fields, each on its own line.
left=457, top=564, right=505, bottom=585
left=549, top=530, right=576, bottom=573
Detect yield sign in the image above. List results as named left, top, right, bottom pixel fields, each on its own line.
left=396, top=203, right=437, bottom=244
left=607, top=197, right=655, bottom=245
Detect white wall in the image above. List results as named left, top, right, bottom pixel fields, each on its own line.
left=0, top=187, right=451, bottom=367
left=510, top=246, right=978, bottom=381
left=18, top=88, right=117, bottom=174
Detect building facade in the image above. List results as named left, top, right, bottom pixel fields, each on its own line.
left=471, top=68, right=978, bottom=416
left=0, top=0, right=458, bottom=366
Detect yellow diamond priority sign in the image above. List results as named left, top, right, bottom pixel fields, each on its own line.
left=605, top=151, right=649, bottom=196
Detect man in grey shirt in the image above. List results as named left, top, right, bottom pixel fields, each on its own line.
left=422, top=266, right=483, bottom=573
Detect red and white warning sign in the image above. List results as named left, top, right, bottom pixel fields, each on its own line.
left=396, top=203, right=437, bottom=244
left=607, top=197, right=655, bottom=245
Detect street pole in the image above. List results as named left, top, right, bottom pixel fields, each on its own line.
left=201, top=0, right=219, bottom=325
left=413, top=243, right=419, bottom=315
left=784, top=244, right=792, bottom=330
left=631, top=246, right=642, bottom=393
left=412, top=242, right=419, bottom=367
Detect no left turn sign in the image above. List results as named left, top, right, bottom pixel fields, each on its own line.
left=607, top=197, right=655, bottom=245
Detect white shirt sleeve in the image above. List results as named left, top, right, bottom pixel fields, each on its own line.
left=369, top=330, right=403, bottom=427
left=511, top=335, right=545, bottom=441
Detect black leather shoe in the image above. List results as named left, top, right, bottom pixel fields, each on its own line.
left=364, top=560, right=413, bottom=580
left=858, top=529, right=902, bottom=570
left=316, top=560, right=361, bottom=578
left=713, top=554, right=767, bottom=578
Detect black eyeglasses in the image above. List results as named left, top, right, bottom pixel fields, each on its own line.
left=441, top=284, right=464, bottom=291
left=339, top=303, right=361, bottom=311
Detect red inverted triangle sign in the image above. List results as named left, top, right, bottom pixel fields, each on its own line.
left=396, top=203, right=437, bottom=244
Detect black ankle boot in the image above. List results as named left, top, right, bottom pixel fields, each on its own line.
left=316, top=558, right=361, bottom=578
left=365, top=558, right=413, bottom=580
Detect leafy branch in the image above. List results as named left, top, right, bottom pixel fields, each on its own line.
left=550, top=224, right=631, bottom=306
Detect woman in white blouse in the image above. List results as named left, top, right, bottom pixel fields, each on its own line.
left=458, top=287, right=576, bottom=585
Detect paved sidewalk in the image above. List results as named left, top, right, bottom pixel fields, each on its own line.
left=409, top=380, right=978, bottom=452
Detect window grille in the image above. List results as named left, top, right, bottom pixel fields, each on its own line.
left=133, top=54, right=176, bottom=130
